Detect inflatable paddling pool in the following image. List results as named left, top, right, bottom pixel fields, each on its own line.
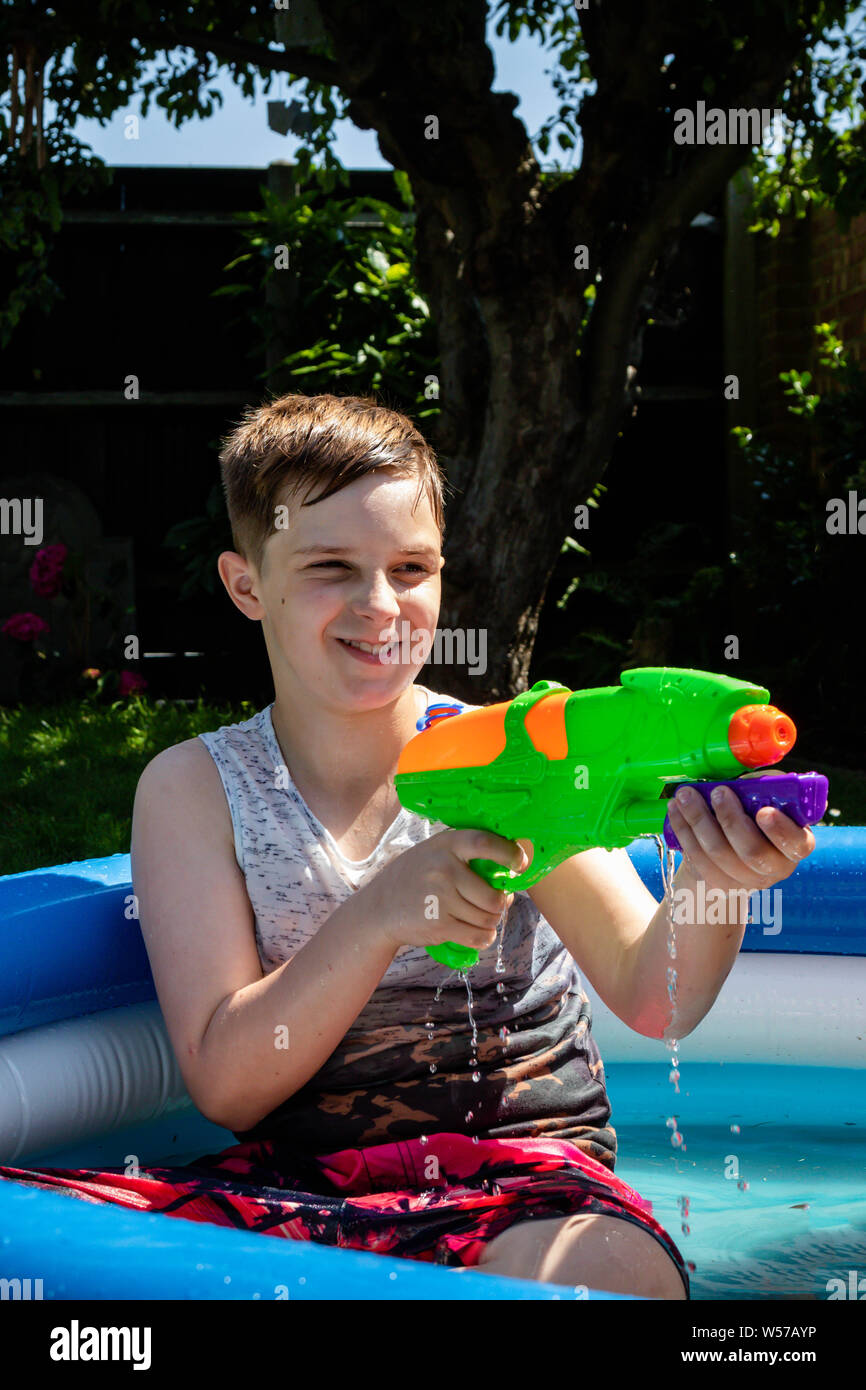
left=1, top=827, right=864, bottom=1300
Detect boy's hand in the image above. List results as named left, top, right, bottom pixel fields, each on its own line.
left=366, top=829, right=524, bottom=956
left=666, top=784, right=816, bottom=894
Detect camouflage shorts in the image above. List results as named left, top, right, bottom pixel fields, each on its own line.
left=0, top=1130, right=689, bottom=1297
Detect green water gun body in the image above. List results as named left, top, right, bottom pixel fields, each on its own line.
left=395, top=667, right=802, bottom=969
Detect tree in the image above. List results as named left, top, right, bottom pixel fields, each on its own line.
left=4, top=0, right=866, bottom=698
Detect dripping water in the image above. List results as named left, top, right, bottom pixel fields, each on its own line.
left=655, top=832, right=693, bottom=1259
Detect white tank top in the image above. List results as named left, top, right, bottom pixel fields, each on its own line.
left=196, top=682, right=614, bottom=1162
left=198, top=682, right=582, bottom=1029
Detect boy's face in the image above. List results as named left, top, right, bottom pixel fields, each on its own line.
left=255, top=472, right=444, bottom=706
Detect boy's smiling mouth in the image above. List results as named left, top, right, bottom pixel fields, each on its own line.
left=335, top=635, right=401, bottom=663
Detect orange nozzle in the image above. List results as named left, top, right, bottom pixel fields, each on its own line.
left=728, top=704, right=797, bottom=767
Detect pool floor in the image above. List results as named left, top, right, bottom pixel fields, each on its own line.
left=605, top=1063, right=866, bottom=1300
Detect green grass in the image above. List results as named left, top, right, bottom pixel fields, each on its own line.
left=0, top=701, right=863, bottom=877
left=0, top=697, right=255, bottom=875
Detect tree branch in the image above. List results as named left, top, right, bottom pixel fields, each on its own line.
left=142, top=27, right=342, bottom=86
left=43, top=17, right=342, bottom=87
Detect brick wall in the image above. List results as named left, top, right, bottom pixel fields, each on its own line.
left=754, top=202, right=866, bottom=455
left=809, top=204, right=866, bottom=385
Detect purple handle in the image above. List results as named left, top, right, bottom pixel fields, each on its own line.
left=663, top=772, right=829, bottom=852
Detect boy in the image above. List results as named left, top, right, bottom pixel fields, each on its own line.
left=4, top=393, right=813, bottom=1299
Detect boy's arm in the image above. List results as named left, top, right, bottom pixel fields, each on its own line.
left=527, top=847, right=745, bottom=1041
left=526, top=847, right=672, bottom=1038
left=526, top=787, right=814, bottom=1041
left=131, top=740, right=400, bottom=1133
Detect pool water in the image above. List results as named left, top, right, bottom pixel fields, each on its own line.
left=605, top=1063, right=866, bottom=1300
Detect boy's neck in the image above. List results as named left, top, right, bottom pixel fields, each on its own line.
left=269, top=681, right=427, bottom=799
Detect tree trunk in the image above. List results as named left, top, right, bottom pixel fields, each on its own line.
left=307, top=0, right=814, bottom=697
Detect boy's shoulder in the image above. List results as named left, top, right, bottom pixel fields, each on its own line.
left=137, top=704, right=273, bottom=797
left=141, top=703, right=267, bottom=776
left=137, top=735, right=216, bottom=795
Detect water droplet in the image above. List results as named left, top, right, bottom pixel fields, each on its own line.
left=420, top=1135, right=428, bottom=1145
left=730, top=1123, right=740, bottom=1134
left=496, top=982, right=505, bottom=994
left=681, top=1223, right=690, bottom=1235
left=498, top=1026, right=509, bottom=1041
left=429, top=1063, right=437, bottom=1074
left=472, top=1070, right=481, bottom=1082
left=666, top=1116, right=677, bottom=1129
left=737, top=1179, right=750, bottom=1192
left=465, top=1110, right=474, bottom=1122
left=687, top=1261, right=696, bottom=1273
left=669, top=1068, right=680, bottom=1086
left=671, top=1131, right=683, bottom=1148
left=471, top=1135, right=479, bottom=1144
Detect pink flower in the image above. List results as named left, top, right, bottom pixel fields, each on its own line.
left=118, top=670, right=148, bottom=696
left=29, top=544, right=68, bottom=598
left=82, top=668, right=102, bottom=680
left=2, top=611, right=50, bottom=642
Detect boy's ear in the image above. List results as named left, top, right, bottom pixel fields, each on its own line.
left=217, top=550, right=266, bottom=620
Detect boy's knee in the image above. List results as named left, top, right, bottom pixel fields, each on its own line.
left=478, top=1211, right=687, bottom=1300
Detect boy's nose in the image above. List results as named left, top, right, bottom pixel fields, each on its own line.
left=349, top=572, right=402, bottom=618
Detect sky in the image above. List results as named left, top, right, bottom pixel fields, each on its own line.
left=69, top=30, right=568, bottom=169
left=62, top=10, right=866, bottom=172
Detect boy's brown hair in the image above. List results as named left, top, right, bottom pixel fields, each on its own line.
left=218, top=393, right=447, bottom=573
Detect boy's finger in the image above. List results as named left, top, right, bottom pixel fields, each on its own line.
left=514, top=837, right=534, bottom=869
left=753, top=807, right=815, bottom=863
left=462, top=830, right=529, bottom=872
left=673, top=785, right=758, bottom=882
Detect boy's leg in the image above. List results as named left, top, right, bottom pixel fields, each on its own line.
left=475, top=1212, right=687, bottom=1300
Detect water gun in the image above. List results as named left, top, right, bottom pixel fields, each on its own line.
left=395, top=667, right=829, bottom=969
